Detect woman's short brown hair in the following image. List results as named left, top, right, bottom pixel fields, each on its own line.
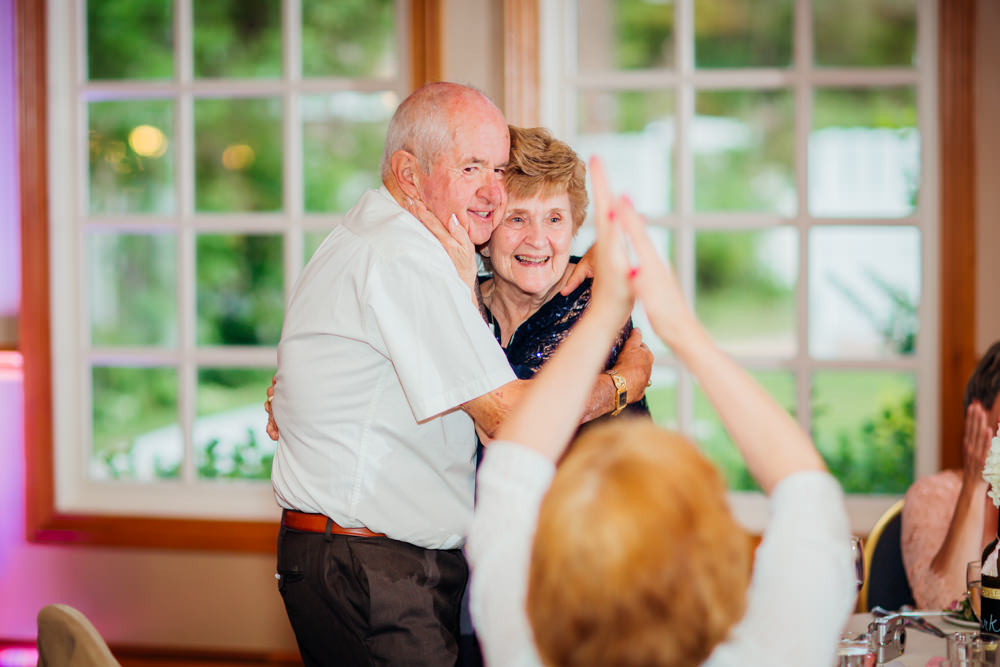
left=527, top=419, right=752, bottom=666
left=505, top=126, right=589, bottom=232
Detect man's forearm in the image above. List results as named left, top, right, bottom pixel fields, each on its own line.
left=580, top=373, right=618, bottom=422
left=579, top=360, right=649, bottom=422
left=462, top=379, right=529, bottom=444
left=465, top=328, right=651, bottom=439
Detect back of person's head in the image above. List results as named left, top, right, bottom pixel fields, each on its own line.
left=505, top=126, right=589, bottom=232
left=527, top=419, right=751, bottom=666
left=963, top=340, right=1000, bottom=412
left=379, top=81, right=501, bottom=181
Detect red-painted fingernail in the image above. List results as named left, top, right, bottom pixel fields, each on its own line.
left=629, top=268, right=640, bottom=279
left=608, top=209, right=615, bottom=221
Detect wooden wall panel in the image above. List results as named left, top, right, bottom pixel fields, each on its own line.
left=938, top=0, right=978, bottom=470
left=502, top=0, right=540, bottom=126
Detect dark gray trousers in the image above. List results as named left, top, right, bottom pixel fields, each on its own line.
left=276, top=525, right=468, bottom=666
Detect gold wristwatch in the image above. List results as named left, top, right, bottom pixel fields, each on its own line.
left=605, top=369, right=627, bottom=416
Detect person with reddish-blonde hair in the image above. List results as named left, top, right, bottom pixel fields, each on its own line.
left=527, top=421, right=751, bottom=665
left=466, top=157, right=856, bottom=666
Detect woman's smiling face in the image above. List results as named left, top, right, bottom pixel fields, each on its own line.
left=486, top=190, right=575, bottom=298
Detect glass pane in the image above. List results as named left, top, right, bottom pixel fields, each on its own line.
left=812, top=370, right=915, bottom=493
left=695, top=370, right=795, bottom=491
left=694, top=0, right=792, bottom=68
left=809, top=226, right=920, bottom=359
left=576, top=90, right=675, bottom=216
left=695, top=229, right=797, bottom=357
left=91, top=365, right=180, bottom=481
left=646, top=366, right=677, bottom=429
left=303, top=92, right=397, bottom=213
left=810, top=87, right=919, bottom=217
left=196, top=234, right=284, bottom=346
left=193, top=0, right=282, bottom=78
left=89, top=100, right=175, bottom=215
left=304, top=230, right=331, bottom=265
left=88, top=232, right=177, bottom=347
left=194, top=98, right=283, bottom=212
left=87, top=0, right=173, bottom=80
left=195, top=367, right=276, bottom=480
left=302, top=0, right=397, bottom=78
left=813, top=0, right=917, bottom=67
left=694, top=90, right=795, bottom=214
left=577, top=0, right=674, bottom=71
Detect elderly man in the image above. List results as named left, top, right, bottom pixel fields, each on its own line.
left=270, top=82, right=650, bottom=665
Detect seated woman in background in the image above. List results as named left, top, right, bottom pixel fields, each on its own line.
left=901, top=341, right=1000, bottom=609
left=466, top=158, right=855, bottom=666
left=479, top=125, right=649, bottom=421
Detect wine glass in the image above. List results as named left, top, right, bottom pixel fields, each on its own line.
left=969, top=560, right=983, bottom=620
left=850, top=537, right=865, bottom=603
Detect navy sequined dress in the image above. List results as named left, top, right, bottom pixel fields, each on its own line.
left=480, top=261, right=650, bottom=422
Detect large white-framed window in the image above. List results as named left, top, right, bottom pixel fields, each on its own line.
left=537, top=0, right=938, bottom=533
left=46, top=0, right=425, bottom=523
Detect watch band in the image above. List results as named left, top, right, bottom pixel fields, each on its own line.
left=605, top=369, right=627, bottom=416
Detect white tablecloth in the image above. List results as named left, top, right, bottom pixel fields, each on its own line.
left=843, top=612, right=976, bottom=665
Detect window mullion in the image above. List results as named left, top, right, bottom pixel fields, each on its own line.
left=915, top=0, right=941, bottom=480
left=177, top=0, right=196, bottom=485
left=71, top=0, right=90, bottom=508
left=283, top=0, right=304, bottom=299
left=793, top=0, right=813, bottom=432
left=674, top=0, right=695, bottom=435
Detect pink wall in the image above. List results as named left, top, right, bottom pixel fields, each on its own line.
left=0, top=0, right=298, bottom=652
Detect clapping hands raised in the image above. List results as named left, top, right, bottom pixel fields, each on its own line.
left=586, top=156, right=700, bottom=351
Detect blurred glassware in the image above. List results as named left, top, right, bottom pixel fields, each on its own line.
left=970, top=561, right=984, bottom=620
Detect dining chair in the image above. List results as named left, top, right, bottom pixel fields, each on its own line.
left=36, top=603, right=120, bottom=667
left=858, top=499, right=916, bottom=612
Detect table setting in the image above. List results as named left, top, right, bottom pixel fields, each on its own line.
left=836, top=539, right=999, bottom=665
left=839, top=608, right=1000, bottom=666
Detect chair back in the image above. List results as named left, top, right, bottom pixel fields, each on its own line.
left=859, top=499, right=916, bottom=612
left=36, top=603, right=120, bottom=667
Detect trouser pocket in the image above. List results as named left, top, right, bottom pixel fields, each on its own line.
left=275, top=525, right=306, bottom=595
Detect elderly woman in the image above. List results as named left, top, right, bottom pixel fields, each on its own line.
left=466, top=157, right=855, bottom=666
left=479, top=125, right=648, bottom=419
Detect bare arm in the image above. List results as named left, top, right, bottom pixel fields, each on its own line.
left=265, top=325, right=650, bottom=444
left=461, top=326, right=652, bottom=443
left=460, top=378, right=531, bottom=443
left=620, top=194, right=826, bottom=495
left=927, top=402, right=992, bottom=592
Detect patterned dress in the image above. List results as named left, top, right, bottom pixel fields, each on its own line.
left=480, top=265, right=650, bottom=422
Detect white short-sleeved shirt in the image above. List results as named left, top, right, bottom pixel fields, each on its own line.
left=271, top=187, right=516, bottom=550
left=467, top=442, right=856, bottom=667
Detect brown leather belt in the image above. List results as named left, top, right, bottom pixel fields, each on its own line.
left=281, top=509, right=386, bottom=538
